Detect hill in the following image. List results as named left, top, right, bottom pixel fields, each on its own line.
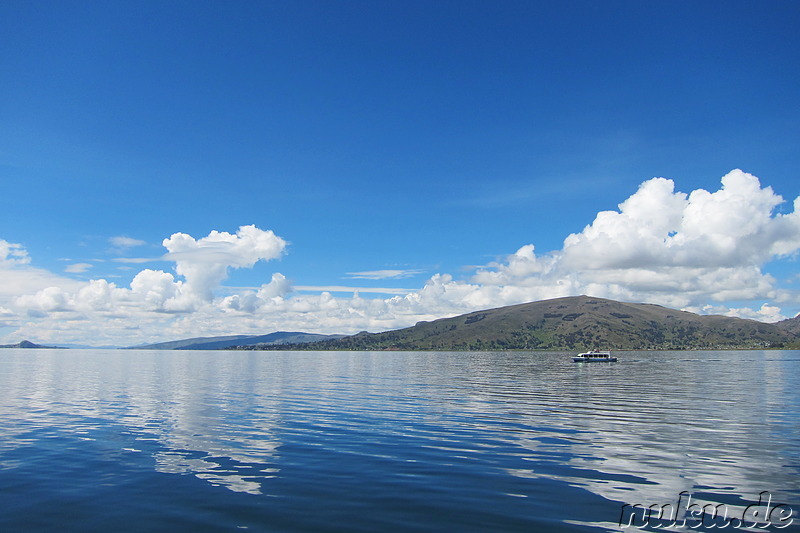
left=0, top=340, right=64, bottom=349
left=129, top=332, right=345, bottom=350
left=254, top=296, right=800, bottom=351
left=776, top=314, right=800, bottom=336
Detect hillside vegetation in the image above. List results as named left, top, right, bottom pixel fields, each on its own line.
left=248, top=296, right=800, bottom=351
left=129, top=332, right=344, bottom=350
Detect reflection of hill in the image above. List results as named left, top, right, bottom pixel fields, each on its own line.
left=276, top=296, right=800, bottom=351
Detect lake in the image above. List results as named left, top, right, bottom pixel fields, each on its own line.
left=0, top=349, right=798, bottom=532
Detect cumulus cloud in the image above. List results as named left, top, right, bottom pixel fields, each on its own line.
left=2, top=171, right=800, bottom=345
left=130, top=270, right=182, bottom=311
left=469, top=169, right=800, bottom=314
left=220, top=273, right=292, bottom=314
left=559, top=171, right=787, bottom=270
left=703, top=303, right=786, bottom=323
left=16, top=286, right=72, bottom=314
left=161, top=225, right=287, bottom=306
left=2, top=226, right=289, bottom=343
left=99, top=225, right=287, bottom=314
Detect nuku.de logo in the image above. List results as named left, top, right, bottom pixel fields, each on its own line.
left=619, top=491, right=794, bottom=529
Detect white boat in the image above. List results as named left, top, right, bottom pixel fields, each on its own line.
left=572, top=350, right=617, bottom=362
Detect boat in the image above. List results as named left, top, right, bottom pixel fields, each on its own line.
left=572, top=350, right=617, bottom=362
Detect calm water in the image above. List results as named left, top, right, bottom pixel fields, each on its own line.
left=0, top=349, right=798, bottom=532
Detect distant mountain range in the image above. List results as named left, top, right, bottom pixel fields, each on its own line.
left=238, top=296, right=800, bottom=351
left=7, top=296, right=800, bottom=352
left=0, top=340, right=64, bottom=349
left=127, top=331, right=346, bottom=350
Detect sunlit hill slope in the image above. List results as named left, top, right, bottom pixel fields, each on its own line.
left=241, top=296, right=800, bottom=351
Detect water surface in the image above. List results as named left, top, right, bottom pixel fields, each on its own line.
left=0, top=349, right=797, bottom=532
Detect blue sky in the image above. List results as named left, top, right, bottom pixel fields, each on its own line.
left=1, top=1, right=799, bottom=345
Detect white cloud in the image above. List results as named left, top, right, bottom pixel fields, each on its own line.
left=345, top=269, right=424, bottom=280
left=109, top=236, right=147, bottom=249
left=0, top=240, right=83, bottom=304
left=295, top=285, right=413, bottom=295
left=2, top=226, right=289, bottom=343
left=2, top=171, right=800, bottom=345
left=0, top=306, right=19, bottom=328
left=129, top=269, right=182, bottom=311
left=702, top=303, right=787, bottom=323
left=220, top=273, right=292, bottom=314
left=65, top=263, right=93, bottom=273
left=161, top=225, right=287, bottom=306
left=469, top=170, right=800, bottom=312
left=111, top=257, right=162, bottom=264
left=16, top=286, right=72, bottom=313
left=559, top=171, right=789, bottom=270
left=1, top=239, right=31, bottom=266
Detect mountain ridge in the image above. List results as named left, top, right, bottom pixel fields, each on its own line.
left=237, top=296, right=800, bottom=351
left=776, top=314, right=800, bottom=335
left=127, top=331, right=345, bottom=350
left=0, top=340, right=65, bottom=349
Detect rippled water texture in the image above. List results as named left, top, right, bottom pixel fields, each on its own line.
left=0, top=349, right=798, bottom=532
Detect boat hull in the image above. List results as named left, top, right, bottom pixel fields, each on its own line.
left=572, top=351, right=617, bottom=362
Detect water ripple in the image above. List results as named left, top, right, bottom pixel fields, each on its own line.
left=0, top=349, right=798, bottom=532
